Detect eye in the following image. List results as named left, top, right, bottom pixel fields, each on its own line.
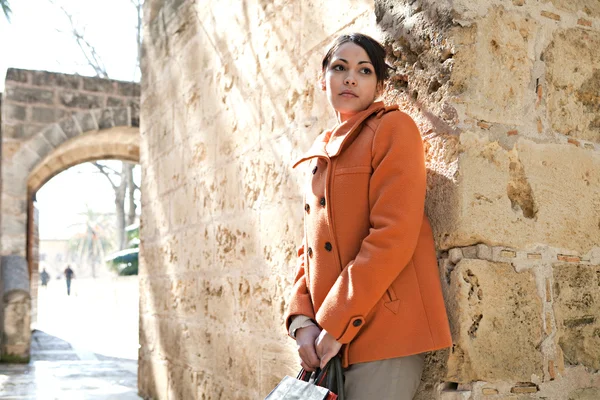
left=332, top=64, right=345, bottom=71
left=361, top=67, right=373, bottom=75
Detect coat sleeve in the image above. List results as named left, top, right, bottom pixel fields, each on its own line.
left=315, top=111, right=427, bottom=344
left=284, top=244, right=316, bottom=336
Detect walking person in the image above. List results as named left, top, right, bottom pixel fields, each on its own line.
left=40, top=268, right=50, bottom=287
left=64, top=265, right=75, bottom=296
left=285, top=33, right=453, bottom=399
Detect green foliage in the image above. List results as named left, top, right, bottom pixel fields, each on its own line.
left=67, top=207, right=116, bottom=277
left=106, top=223, right=139, bottom=275
left=1, top=353, right=30, bottom=364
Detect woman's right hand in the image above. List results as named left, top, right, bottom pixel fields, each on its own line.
left=295, top=325, right=322, bottom=372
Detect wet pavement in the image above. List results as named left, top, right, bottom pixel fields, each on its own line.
left=0, top=330, right=141, bottom=399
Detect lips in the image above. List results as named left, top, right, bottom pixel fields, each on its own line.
left=340, top=90, right=358, bottom=97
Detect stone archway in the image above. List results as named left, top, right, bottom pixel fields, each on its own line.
left=1, top=107, right=139, bottom=361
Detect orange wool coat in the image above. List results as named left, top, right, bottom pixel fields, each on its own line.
left=285, top=101, right=452, bottom=367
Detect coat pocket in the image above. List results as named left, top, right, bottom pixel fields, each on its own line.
left=384, top=285, right=400, bottom=314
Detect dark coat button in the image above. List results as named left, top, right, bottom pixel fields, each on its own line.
left=304, top=204, right=310, bottom=213
left=324, top=242, right=332, bottom=251
left=307, top=247, right=313, bottom=257
left=353, top=320, right=362, bottom=327
left=312, top=166, right=318, bottom=174
left=320, top=197, right=326, bottom=207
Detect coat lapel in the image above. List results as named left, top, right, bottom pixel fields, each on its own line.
left=324, top=102, right=387, bottom=158
left=292, top=102, right=400, bottom=168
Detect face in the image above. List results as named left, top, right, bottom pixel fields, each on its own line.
left=322, top=42, right=380, bottom=122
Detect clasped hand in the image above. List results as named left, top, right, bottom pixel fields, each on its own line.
left=296, top=326, right=342, bottom=371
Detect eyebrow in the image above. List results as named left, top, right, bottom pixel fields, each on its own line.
left=335, top=58, right=373, bottom=66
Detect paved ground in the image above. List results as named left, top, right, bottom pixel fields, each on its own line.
left=0, top=277, right=141, bottom=399
left=0, top=330, right=141, bottom=399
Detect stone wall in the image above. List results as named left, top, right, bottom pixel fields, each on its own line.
left=140, top=0, right=378, bottom=398
left=140, top=0, right=600, bottom=399
left=0, top=69, right=140, bottom=361
left=377, top=0, right=600, bottom=398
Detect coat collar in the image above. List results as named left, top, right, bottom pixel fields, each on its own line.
left=293, top=102, right=398, bottom=168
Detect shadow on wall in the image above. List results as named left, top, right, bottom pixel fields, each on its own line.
left=139, top=0, right=458, bottom=398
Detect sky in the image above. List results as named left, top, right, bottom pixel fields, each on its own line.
left=1, top=0, right=142, bottom=240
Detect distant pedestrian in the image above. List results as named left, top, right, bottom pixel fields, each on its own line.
left=40, top=268, right=50, bottom=287
left=64, top=265, right=75, bottom=295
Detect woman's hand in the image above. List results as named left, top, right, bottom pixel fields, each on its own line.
left=314, top=329, right=342, bottom=369
left=295, top=325, right=322, bottom=372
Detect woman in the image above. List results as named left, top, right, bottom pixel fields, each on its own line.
left=285, top=33, right=452, bottom=399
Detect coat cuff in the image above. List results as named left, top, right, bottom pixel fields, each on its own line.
left=317, top=313, right=365, bottom=344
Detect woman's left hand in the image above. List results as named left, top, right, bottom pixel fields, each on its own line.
left=314, top=329, right=342, bottom=369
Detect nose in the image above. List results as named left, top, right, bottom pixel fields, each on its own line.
left=344, top=73, right=357, bottom=86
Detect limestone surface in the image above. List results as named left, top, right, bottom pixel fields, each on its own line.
left=544, top=28, right=600, bottom=142
left=445, top=259, right=544, bottom=382
left=553, top=264, right=600, bottom=370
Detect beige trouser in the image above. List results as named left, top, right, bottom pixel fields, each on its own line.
left=343, top=354, right=425, bottom=400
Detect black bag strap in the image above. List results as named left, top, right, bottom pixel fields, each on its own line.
left=315, top=357, right=345, bottom=400
left=296, top=357, right=345, bottom=400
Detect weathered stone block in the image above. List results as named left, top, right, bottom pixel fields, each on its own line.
left=6, top=86, right=54, bottom=104
left=3, top=123, right=24, bottom=139
left=138, top=355, right=168, bottom=399
left=6, top=69, right=29, bottom=83
left=568, top=388, right=600, bottom=400
left=445, top=259, right=543, bottom=382
left=112, top=107, right=130, bottom=126
left=451, top=7, right=537, bottom=125
left=436, top=132, right=600, bottom=254
left=31, top=71, right=80, bottom=89
left=1, top=255, right=30, bottom=294
left=58, top=117, right=81, bottom=139
left=1, top=291, right=31, bottom=362
left=544, top=0, right=600, bottom=18
left=3, top=104, right=27, bottom=121
left=93, top=109, right=115, bottom=130
left=156, top=147, right=183, bottom=194
left=553, top=263, right=600, bottom=370
left=31, top=107, right=58, bottom=123
left=167, top=364, right=196, bottom=400
left=82, top=77, right=116, bottom=93
left=1, top=214, right=27, bottom=237
left=213, top=218, right=257, bottom=272
left=117, top=81, right=141, bottom=97
left=41, top=124, right=68, bottom=147
left=26, top=135, right=54, bottom=159
left=1, top=194, right=27, bottom=216
left=544, top=28, right=600, bottom=142
left=260, top=206, right=302, bottom=274
left=58, top=91, right=104, bottom=109
left=72, top=111, right=98, bottom=133
left=2, top=142, right=21, bottom=163
left=107, top=96, right=125, bottom=107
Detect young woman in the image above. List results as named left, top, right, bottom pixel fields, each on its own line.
left=285, top=33, right=452, bottom=399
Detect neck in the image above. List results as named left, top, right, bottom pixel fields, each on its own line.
left=336, top=111, right=353, bottom=124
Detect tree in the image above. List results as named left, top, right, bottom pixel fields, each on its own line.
left=50, top=0, right=143, bottom=250
left=1, top=0, right=11, bottom=21
left=91, top=161, right=139, bottom=251
left=67, top=207, right=115, bottom=278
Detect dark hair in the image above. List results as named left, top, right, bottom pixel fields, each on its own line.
left=321, top=33, right=391, bottom=85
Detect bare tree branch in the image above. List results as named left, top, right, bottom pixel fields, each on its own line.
left=131, top=0, right=143, bottom=79
left=91, top=162, right=119, bottom=190
left=49, top=0, right=109, bottom=78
